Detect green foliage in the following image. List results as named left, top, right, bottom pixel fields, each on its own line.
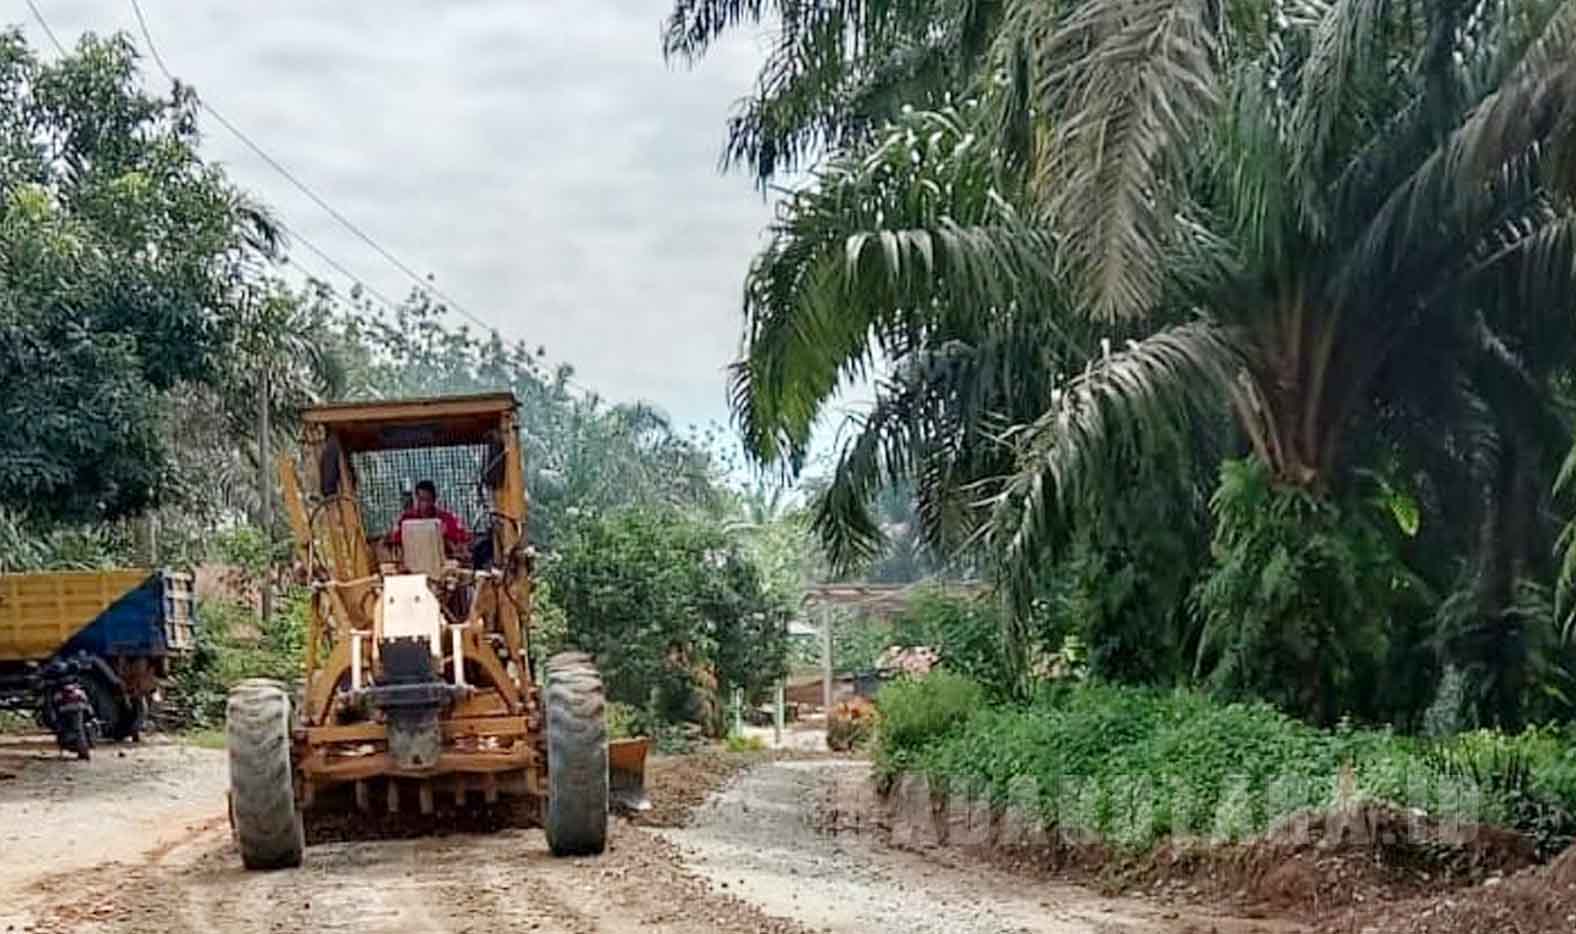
left=543, top=506, right=791, bottom=730
left=689, top=0, right=1576, bottom=742
left=725, top=732, right=768, bottom=753
left=1193, top=459, right=1433, bottom=725
left=874, top=671, right=983, bottom=759
left=830, top=610, right=891, bottom=674
left=606, top=701, right=640, bottom=741
left=1421, top=726, right=1576, bottom=857
left=0, top=507, right=134, bottom=571
left=161, top=593, right=307, bottom=730
left=884, top=682, right=1576, bottom=851
left=887, top=589, right=1017, bottom=697
left=0, top=30, right=284, bottom=524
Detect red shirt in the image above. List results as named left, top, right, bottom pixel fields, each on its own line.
left=388, top=508, right=469, bottom=546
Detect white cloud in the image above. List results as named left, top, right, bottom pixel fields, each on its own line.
left=13, top=0, right=873, bottom=471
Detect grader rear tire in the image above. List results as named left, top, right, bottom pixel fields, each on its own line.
left=226, top=681, right=304, bottom=870
left=545, top=651, right=608, bottom=857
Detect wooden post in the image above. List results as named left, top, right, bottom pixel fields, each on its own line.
left=774, top=679, right=785, bottom=747
left=822, top=604, right=833, bottom=712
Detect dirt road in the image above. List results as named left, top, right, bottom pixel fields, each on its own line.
left=664, top=759, right=1300, bottom=934
left=0, top=736, right=229, bottom=929
left=2, top=737, right=1296, bottom=933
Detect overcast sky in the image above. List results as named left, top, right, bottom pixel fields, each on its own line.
left=11, top=0, right=868, bottom=466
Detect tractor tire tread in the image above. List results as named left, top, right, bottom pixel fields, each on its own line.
left=226, top=682, right=304, bottom=870
left=545, top=651, right=608, bottom=857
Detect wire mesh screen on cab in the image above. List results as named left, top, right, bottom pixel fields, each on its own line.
left=351, top=444, right=497, bottom=539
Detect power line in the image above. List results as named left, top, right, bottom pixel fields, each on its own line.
left=32, top=0, right=596, bottom=401
left=277, top=221, right=402, bottom=310
left=24, top=0, right=65, bottom=54
left=126, top=0, right=496, bottom=335
left=26, top=0, right=399, bottom=318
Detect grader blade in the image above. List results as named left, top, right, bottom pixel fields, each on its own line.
left=609, top=737, right=651, bottom=813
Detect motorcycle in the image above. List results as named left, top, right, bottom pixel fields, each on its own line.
left=38, top=657, right=97, bottom=760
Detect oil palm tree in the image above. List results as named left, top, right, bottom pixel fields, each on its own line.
left=723, top=0, right=1576, bottom=604
left=664, top=0, right=1006, bottom=183
left=986, top=0, right=1576, bottom=602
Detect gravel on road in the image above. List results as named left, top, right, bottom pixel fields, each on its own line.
left=662, top=758, right=1305, bottom=934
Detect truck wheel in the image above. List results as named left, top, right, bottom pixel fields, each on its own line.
left=544, top=651, right=608, bottom=857
left=124, top=696, right=147, bottom=743
left=84, top=676, right=143, bottom=743
left=226, top=681, right=303, bottom=870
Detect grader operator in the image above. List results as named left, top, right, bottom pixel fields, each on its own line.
left=224, top=392, right=648, bottom=870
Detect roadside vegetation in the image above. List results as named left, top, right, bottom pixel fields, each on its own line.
left=875, top=672, right=1576, bottom=856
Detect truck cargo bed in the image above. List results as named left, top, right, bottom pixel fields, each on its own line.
left=0, top=570, right=194, bottom=663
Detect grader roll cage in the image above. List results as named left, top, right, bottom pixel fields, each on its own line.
left=224, top=392, right=649, bottom=870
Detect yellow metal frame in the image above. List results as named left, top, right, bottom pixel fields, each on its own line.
left=277, top=393, right=542, bottom=812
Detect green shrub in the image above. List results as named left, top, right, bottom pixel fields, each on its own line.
left=160, top=594, right=307, bottom=730
left=878, top=681, right=1576, bottom=852
left=725, top=732, right=767, bottom=752
left=606, top=701, right=640, bottom=740
left=889, top=590, right=1017, bottom=697
left=1423, top=725, right=1576, bottom=856
left=876, top=671, right=984, bottom=755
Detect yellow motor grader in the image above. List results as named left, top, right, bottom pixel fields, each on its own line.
left=224, top=392, right=649, bottom=869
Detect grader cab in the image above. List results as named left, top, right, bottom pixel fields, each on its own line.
left=224, top=392, right=649, bottom=870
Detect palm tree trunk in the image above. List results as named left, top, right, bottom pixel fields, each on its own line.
left=1235, top=301, right=1347, bottom=492
left=1235, top=300, right=1394, bottom=495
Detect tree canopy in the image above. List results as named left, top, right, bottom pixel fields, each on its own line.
left=0, top=31, right=284, bottom=524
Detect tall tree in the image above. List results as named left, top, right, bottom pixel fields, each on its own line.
left=0, top=30, right=282, bottom=524
left=701, top=0, right=1576, bottom=722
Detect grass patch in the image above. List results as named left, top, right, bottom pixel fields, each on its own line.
left=725, top=732, right=767, bottom=752
left=0, top=710, right=33, bottom=733
left=184, top=728, right=226, bottom=750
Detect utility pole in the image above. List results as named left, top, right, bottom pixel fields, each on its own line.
left=257, top=366, right=273, bottom=625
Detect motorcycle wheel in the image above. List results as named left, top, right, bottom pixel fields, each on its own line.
left=69, top=711, right=90, bottom=760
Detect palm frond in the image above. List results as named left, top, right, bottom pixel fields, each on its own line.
left=1025, top=0, right=1223, bottom=320
left=666, top=0, right=1004, bottom=182
left=1331, top=61, right=1576, bottom=312
left=988, top=319, right=1242, bottom=610
left=731, top=105, right=1065, bottom=467
left=1286, top=0, right=1398, bottom=230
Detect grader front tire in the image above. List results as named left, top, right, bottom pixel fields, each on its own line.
left=226, top=681, right=304, bottom=870
left=545, top=651, right=609, bottom=857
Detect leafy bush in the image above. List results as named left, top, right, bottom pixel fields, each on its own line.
left=543, top=506, right=790, bottom=732
left=888, top=590, right=1017, bottom=697
left=160, top=594, right=307, bottom=730
left=875, top=672, right=984, bottom=757
left=1423, top=726, right=1576, bottom=857
left=877, top=681, right=1576, bottom=851
left=725, top=732, right=768, bottom=752
left=1193, top=458, right=1433, bottom=726
left=606, top=701, right=639, bottom=740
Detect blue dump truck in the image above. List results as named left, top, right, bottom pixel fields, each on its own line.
left=0, top=569, right=194, bottom=741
